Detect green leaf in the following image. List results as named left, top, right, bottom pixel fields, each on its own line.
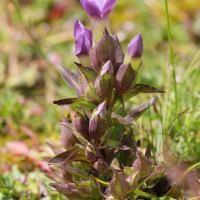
left=53, top=97, right=97, bottom=110
left=0, top=193, right=13, bottom=200
left=90, top=175, right=102, bottom=200
left=62, top=168, right=89, bottom=180
left=107, top=110, right=138, bottom=128
left=48, top=145, right=89, bottom=165
left=46, top=142, right=64, bottom=155
left=0, top=188, right=9, bottom=194
left=145, top=144, right=152, bottom=159
left=74, top=181, right=93, bottom=198
left=102, top=139, right=131, bottom=150
left=152, top=197, right=176, bottom=200
left=85, top=82, right=104, bottom=106
left=126, top=170, right=140, bottom=195
left=124, top=166, right=135, bottom=176
left=75, top=63, right=97, bottom=83
left=128, top=96, right=159, bottom=120
left=134, top=189, right=157, bottom=199
left=126, top=84, right=165, bottom=101
left=58, top=122, right=88, bottom=146
left=58, top=64, right=82, bottom=97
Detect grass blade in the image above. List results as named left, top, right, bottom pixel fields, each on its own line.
left=164, top=0, right=178, bottom=113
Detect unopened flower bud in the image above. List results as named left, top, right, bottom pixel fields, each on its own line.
left=101, top=170, right=140, bottom=199
left=116, top=63, right=138, bottom=94
left=89, top=102, right=107, bottom=141
left=86, top=142, right=103, bottom=164
left=74, top=20, right=93, bottom=67
left=109, top=171, right=128, bottom=199
left=133, top=152, right=152, bottom=173
left=94, top=158, right=109, bottom=174
left=80, top=0, right=117, bottom=42
left=90, top=29, right=117, bottom=73
left=114, top=34, right=125, bottom=71
left=94, top=61, right=115, bottom=98
left=72, top=111, right=91, bottom=141
left=127, top=33, right=143, bottom=71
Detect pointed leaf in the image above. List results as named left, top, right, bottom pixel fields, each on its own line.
left=129, top=96, right=159, bottom=120
left=94, top=158, right=109, bottom=174
left=58, top=64, right=82, bottom=97
left=75, top=63, right=97, bottom=83
left=46, top=168, right=64, bottom=183
left=78, top=68, right=89, bottom=95
left=53, top=97, right=97, bottom=110
left=50, top=183, right=88, bottom=200
left=126, top=170, right=140, bottom=196
left=123, top=166, right=135, bottom=176
left=152, top=197, right=176, bottom=200
left=126, top=84, right=165, bottom=101
left=58, top=122, right=88, bottom=146
left=48, top=145, right=80, bottom=165
left=114, top=34, right=125, bottom=69
left=49, top=149, right=91, bottom=165
left=121, top=128, right=137, bottom=166
left=104, top=139, right=131, bottom=150
left=61, top=168, right=89, bottom=180
left=145, top=144, right=152, bottom=159
left=109, top=171, right=129, bottom=199
left=85, top=83, right=104, bottom=106
left=48, top=145, right=91, bottom=165
left=134, top=189, right=157, bottom=199
left=74, top=181, right=93, bottom=198
left=61, top=115, right=76, bottom=148
left=90, top=175, right=102, bottom=200
left=133, top=152, right=152, bottom=174
left=46, top=142, right=64, bottom=155
left=107, top=110, right=138, bottom=128
left=137, top=166, right=164, bottom=188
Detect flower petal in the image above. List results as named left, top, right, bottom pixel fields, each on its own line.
left=101, top=0, right=117, bottom=18
left=81, top=0, right=101, bottom=18
left=127, top=33, right=143, bottom=58
left=74, top=20, right=93, bottom=56
left=81, top=0, right=117, bottom=18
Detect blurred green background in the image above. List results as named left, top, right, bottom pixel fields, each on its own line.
left=0, top=0, right=200, bottom=199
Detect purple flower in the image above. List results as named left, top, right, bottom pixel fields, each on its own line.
left=80, top=0, right=117, bottom=19
left=74, top=20, right=93, bottom=56
left=89, top=102, right=107, bottom=142
left=127, top=33, right=143, bottom=58
left=126, top=33, right=143, bottom=71
left=115, top=63, right=138, bottom=94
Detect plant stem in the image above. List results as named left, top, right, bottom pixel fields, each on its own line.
left=165, top=0, right=178, bottom=113
left=122, top=94, right=126, bottom=110
left=106, top=92, right=113, bottom=109
left=108, top=93, right=121, bottom=110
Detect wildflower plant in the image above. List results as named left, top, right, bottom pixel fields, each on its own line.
left=47, top=0, right=166, bottom=199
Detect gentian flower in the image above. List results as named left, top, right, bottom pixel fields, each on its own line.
left=127, top=33, right=143, bottom=71
left=94, top=60, right=115, bottom=98
left=50, top=176, right=101, bottom=200
left=100, top=170, right=140, bottom=199
left=74, top=20, right=93, bottom=67
left=72, top=109, right=91, bottom=141
left=80, top=0, right=117, bottom=42
left=116, top=63, right=138, bottom=94
left=89, top=101, right=107, bottom=142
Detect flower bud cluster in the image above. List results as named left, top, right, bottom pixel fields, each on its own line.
left=74, top=24, right=142, bottom=106
left=48, top=0, right=165, bottom=199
